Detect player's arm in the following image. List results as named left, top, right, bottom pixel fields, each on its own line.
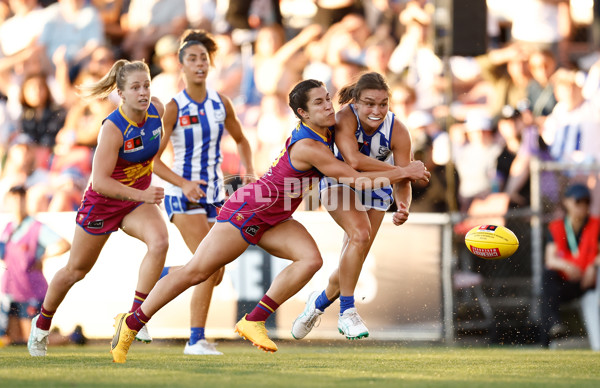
left=290, top=139, right=429, bottom=189
left=221, top=94, right=257, bottom=183
left=335, top=106, right=396, bottom=172
left=390, top=119, right=413, bottom=226
left=152, top=99, right=207, bottom=202
left=91, top=120, right=163, bottom=204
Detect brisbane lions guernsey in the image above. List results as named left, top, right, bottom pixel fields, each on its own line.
left=165, top=88, right=226, bottom=204
left=221, top=121, right=334, bottom=225
left=87, top=103, right=162, bottom=196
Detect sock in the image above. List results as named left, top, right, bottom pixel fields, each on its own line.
left=245, top=294, right=280, bottom=322
left=126, top=308, right=151, bottom=332
left=189, top=327, right=205, bottom=345
left=314, top=290, right=334, bottom=312
left=130, top=291, right=148, bottom=313
left=36, top=306, right=55, bottom=331
left=339, top=295, right=355, bottom=315
left=159, top=266, right=170, bottom=280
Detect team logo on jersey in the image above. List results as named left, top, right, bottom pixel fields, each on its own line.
left=377, top=146, right=391, bottom=161
left=245, top=225, right=260, bottom=236
left=200, top=109, right=205, bottom=116
left=214, top=109, right=225, bottom=122
left=124, top=136, right=143, bottom=153
left=179, top=115, right=199, bottom=126
left=236, top=213, right=244, bottom=221
left=87, top=220, right=104, bottom=229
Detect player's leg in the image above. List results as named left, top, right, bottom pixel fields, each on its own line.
left=172, top=212, right=223, bottom=355
left=120, top=203, right=169, bottom=343
left=112, top=221, right=249, bottom=363
left=236, top=220, right=322, bottom=351
left=29, top=227, right=109, bottom=356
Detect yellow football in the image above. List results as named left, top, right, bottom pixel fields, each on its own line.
left=465, top=225, right=519, bottom=260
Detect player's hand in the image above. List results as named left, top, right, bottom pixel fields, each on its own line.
left=402, top=161, right=431, bottom=183
left=142, top=186, right=164, bottom=205
left=182, top=179, right=207, bottom=202
left=393, top=202, right=409, bottom=226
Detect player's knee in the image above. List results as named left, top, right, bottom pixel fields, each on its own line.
left=304, top=252, right=323, bottom=274
left=347, top=226, right=371, bottom=247
left=187, top=268, right=210, bottom=286
left=147, top=233, right=169, bottom=256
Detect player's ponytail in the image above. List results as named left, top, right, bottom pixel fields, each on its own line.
left=78, top=60, right=149, bottom=100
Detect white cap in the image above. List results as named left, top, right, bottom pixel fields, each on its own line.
left=407, top=110, right=434, bottom=129
left=465, top=110, right=492, bottom=132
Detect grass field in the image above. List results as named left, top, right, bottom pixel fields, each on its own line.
left=1, top=340, right=599, bottom=387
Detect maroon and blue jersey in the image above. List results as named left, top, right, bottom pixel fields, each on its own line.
left=218, top=121, right=334, bottom=228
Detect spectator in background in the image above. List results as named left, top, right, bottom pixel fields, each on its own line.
left=90, top=0, right=127, bottom=47
left=0, top=185, right=71, bottom=346
left=527, top=49, right=558, bottom=123
left=463, top=43, right=532, bottom=125
left=510, top=0, right=572, bottom=66
left=540, top=183, right=600, bottom=349
left=542, top=67, right=600, bottom=165
left=120, top=0, right=188, bottom=62
left=38, top=0, right=105, bottom=77
left=17, top=73, right=67, bottom=169
left=389, top=80, right=416, bottom=124
left=388, top=0, right=444, bottom=112
left=312, top=0, right=364, bottom=29
left=206, top=32, right=244, bottom=101
left=451, top=110, right=503, bottom=213
left=150, top=35, right=184, bottom=106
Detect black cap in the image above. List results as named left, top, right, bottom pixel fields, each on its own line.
left=564, top=183, right=591, bottom=200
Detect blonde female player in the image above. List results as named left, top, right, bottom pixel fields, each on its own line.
left=292, top=72, right=415, bottom=340
left=152, top=29, right=256, bottom=355
left=110, top=79, right=430, bottom=362
left=28, top=60, right=168, bottom=357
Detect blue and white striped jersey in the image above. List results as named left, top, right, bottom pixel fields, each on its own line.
left=165, top=88, right=226, bottom=204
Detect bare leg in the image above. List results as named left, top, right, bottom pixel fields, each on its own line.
left=171, top=213, right=223, bottom=329
left=257, top=220, right=323, bottom=304
left=42, top=226, right=109, bottom=311
left=121, top=204, right=169, bottom=294
left=139, top=222, right=250, bottom=317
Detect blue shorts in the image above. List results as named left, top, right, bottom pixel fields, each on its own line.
left=216, top=202, right=274, bottom=245
left=318, top=177, right=393, bottom=211
left=164, top=195, right=223, bottom=222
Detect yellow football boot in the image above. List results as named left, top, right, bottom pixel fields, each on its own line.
left=110, top=313, right=138, bottom=363
left=234, top=314, right=278, bottom=353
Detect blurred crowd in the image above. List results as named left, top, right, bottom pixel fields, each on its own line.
left=1, top=0, right=600, bottom=216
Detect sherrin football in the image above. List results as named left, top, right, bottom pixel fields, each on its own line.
left=465, top=225, right=519, bottom=260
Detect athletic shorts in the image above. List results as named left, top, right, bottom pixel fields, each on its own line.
left=216, top=201, right=273, bottom=245
left=76, top=194, right=143, bottom=235
left=164, top=194, right=223, bottom=222
left=319, top=177, right=393, bottom=211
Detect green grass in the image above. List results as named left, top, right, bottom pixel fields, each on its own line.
left=1, top=341, right=599, bottom=387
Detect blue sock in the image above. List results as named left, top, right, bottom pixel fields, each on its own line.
left=339, top=295, right=355, bottom=315
left=189, top=327, right=205, bottom=345
left=159, top=266, right=170, bottom=280
left=314, top=290, right=334, bottom=311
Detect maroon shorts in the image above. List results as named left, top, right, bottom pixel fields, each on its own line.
left=216, top=201, right=273, bottom=245
left=76, top=193, right=143, bottom=235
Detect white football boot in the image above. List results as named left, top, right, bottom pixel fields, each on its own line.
left=135, top=325, right=152, bottom=343
left=337, top=308, right=369, bottom=340
left=28, top=315, right=49, bottom=356
left=183, top=339, right=223, bottom=355
left=291, top=291, right=323, bottom=339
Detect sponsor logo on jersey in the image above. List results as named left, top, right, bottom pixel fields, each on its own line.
left=179, top=115, right=200, bottom=126
left=245, top=225, right=260, bottom=236
left=470, top=246, right=501, bottom=258
left=87, top=220, right=104, bottom=229
left=150, top=127, right=161, bottom=141
left=124, top=135, right=143, bottom=153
